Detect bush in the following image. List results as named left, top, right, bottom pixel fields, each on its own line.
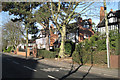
left=3, top=48, right=7, bottom=53
left=54, top=48, right=60, bottom=55
left=6, top=46, right=13, bottom=53
left=72, top=41, right=91, bottom=64
left=109, top=30, right=120, bottom=55
left=37, top=49, right=56, bottom=58
left=97, top=39, right=106, bottom=51
left=65, top=40, right=75, bottom=56
left=72, top=33, right=114, bottom=65
left=72, top=40, right=107, bottom=65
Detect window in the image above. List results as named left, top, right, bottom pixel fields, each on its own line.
left=84, top=34, right=89, bottom=39
left=109, top=17, right=114, bottom=23
left=83, top=21, right=89, bottom=28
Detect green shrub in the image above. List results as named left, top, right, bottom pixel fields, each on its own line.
left=37, top=49, right=56, bottom=58
left=54, top=48, right=60, bottom=55
left=3, top=48, right=7, bottom=53
left=97, top=39, right=106, bottom=51
left=72, top=41, right=91, bottom=64
left=65, top=40, right=75, bottom=56
left=93, top=50, right=107, bottom=64
left=72, top=40, right=107, bottom=65
left=109, top=30, right=120, bottom=55
left=6, top=46, right=13, bottom=53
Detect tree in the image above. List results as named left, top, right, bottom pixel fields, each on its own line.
left=34, top=3, right=51, bottom=51
left=2, top=2, right=40, bottom=58
left=2, top=21, right=23, bottom=51
left=50, top=2, right=94, bottom=58
left=28, top=24, right=39, bottom=41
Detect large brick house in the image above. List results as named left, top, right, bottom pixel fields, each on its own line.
left=53, top=17, right=94, bottom=48
left=78, top=17, right=94, bottom=42
left=66, top=17, right=94, bottom=43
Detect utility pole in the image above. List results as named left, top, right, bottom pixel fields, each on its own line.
left=104, top=0, right=110, bottom=68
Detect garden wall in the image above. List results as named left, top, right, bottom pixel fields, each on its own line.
left=16, top=48, right=30, bottom=56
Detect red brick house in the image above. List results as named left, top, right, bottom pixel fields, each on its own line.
left=78, top=17, right=94, bottom=42
left=49, top=24, right=58, bottom=49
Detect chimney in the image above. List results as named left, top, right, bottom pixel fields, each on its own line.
left=100, top=6, right=105, bottom=22
left=111, top=9, right=113, bottom=11
left=88, top=18, right=92, bottom=29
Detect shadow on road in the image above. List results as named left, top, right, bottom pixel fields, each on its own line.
left=2, top=53, right=43, bottom=79
left=59, top=51, right=94, bottom=80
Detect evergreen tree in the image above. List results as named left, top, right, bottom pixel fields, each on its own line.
left=2, top=2, right=41, bottom=58
left=34, top=3, right=51, bottom=50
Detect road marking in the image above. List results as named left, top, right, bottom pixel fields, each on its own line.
left=103, top=74, right=118, bottom=78
left=12, top=61, right=19, bottom=64
left=23, top=66, right=37, bottom=72
left=48, top=75, right=58, bottom=80
left=40, top=68, right=60, bottom=72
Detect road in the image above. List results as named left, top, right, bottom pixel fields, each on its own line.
left=2, top=53, right=117, bottom=80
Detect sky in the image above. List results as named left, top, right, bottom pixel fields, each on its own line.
left=0, top=1, right=119, bottom=39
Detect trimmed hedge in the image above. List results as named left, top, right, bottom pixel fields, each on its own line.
left=37, top=49, right=56, bottom=58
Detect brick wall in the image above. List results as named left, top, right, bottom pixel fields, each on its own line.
left=16, top=48, right=30, bottom=57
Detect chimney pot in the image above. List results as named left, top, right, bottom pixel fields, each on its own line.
left=100, top=6, right=104, bottom=10
left=111, top=9, right=113, bottom=11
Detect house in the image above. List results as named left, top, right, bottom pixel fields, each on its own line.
left=78, top=17, right=94, bottom=42
left=53, top=17, right=94, bottom=48
left=66, top=17, right=94, bottom=43
left=17, top=39, right=36, bottom=50
left=97, top=7, right=120, bottom=34
left=36, top=29, right=46, bottom=49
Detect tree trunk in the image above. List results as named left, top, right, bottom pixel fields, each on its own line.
left=45, top=20, right=49, bottom=51
left=26, top=27, right=28, bottom=58
left=59, top=25, right=66, bottom=58
left=46, top=34, right=49, bottom=51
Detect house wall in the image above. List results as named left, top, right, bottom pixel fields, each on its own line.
left=36, top=38, right=46, bottom=49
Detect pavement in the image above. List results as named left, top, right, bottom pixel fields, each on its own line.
left=38, top=58, right=119, bottom=78
left=2, top=53, right=120, bottom=79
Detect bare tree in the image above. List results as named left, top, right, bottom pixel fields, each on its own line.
left=50, top=2, right=94, bottom=58
left=2, top=21, right=24, bottom=51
